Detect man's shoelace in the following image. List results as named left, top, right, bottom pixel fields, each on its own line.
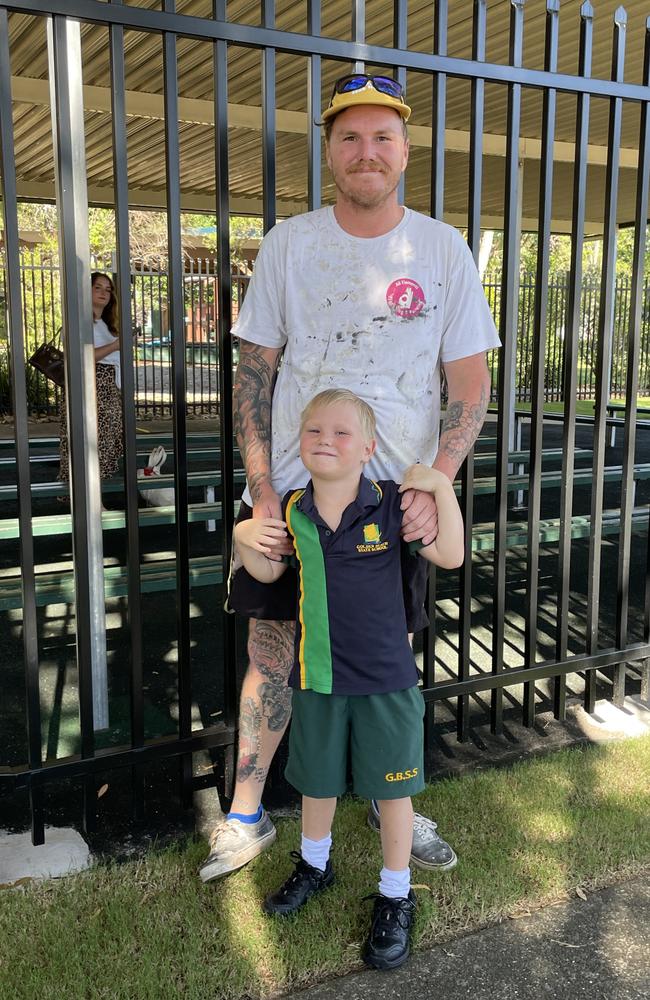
left=209, top=818, right=257, bottom=850
left=412, top=814, right=440, bottom=839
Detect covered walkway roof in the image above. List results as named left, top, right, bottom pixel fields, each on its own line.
left=4, top=0, right=650, bottom=233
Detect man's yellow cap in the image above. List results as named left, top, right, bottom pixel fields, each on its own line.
left=322, top=79, right=411, bottom=123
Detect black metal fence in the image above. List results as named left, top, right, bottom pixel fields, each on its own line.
left=0, top=253, right=250, bottom=417
left=483, top=270, right=650, bottom=402
left=1, top=0, right=650, bottom=845
left=4, top=257, right=650, bottom=417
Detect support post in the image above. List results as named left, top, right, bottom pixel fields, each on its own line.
left=48, top=16, right=108, bottom=735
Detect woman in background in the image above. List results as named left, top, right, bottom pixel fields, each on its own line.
left=58, top=271, right=123, bottom=487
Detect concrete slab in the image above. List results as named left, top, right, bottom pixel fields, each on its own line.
left=574, top=694, right=650, bottom=741
left=0, top=827, right=91, bottom=885
left=295, top=877, right=650, bottom=1000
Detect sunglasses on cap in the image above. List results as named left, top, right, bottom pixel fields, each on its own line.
left=330, top=74, right=405, bottom=103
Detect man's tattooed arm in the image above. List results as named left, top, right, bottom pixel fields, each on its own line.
left=434, top=353, right=491, bottom=481
left=233, top=339, right=283, bottom=507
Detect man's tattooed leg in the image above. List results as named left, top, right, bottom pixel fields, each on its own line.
left=236, top=695, right=264, bottom=784
left=231, top=619, right=295, bottom=808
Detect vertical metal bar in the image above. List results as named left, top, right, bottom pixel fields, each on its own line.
left=213, top=0, right=237, bottom=798
left=421, top=0, right=450, bottom=746
left=162, top=3, right=193, bottom=805
left=109, top=7, right=146, bottom=819
left=307, top=0, right=321, bottom=212
left=351, top=0, right=365, bottom=73
left=157, top=265, right=164, bottom=413
left=48, top=14, right=106, bottom=833
left=586, top=6, right=626, bottom=713
left=615, top=18, right=650, bottom=705
left=423, top=567, right=436, bottom=752
left=393, top=0, right=407, bottom=206
left=523, top=0, right=559, bottom=727
left=468, top=0, right=486, bottom=260
left=198, top=262, right=203, bottom=412
left=0, top=10, right=44, bottom=845
left=190, top=261, right=197, bottom=410
left=457, top=0, right=487, bottom=743
left=491, top=0, right=524, bottom=735
left=556, top=4, right=593, bottom=720
left=430, top=0, right=447, bottom=220
left=262, top=0, right=276, bottom=234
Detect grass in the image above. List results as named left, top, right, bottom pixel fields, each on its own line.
left=507, top=398, right=650, bottom=418
left=1, top=736, right=649, bottom=1000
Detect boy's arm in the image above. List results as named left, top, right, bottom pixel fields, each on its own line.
left=399, top=466, right=465, bottom=569
left=234, top=517, right=289, bottom=583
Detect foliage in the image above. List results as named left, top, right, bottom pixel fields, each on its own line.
left=14, top=204, right=262, bottom=267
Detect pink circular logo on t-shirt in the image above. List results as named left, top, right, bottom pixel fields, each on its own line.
left=386, top=278, right=426, bottom=318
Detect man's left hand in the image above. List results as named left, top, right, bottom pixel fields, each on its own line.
left=400, top=488, right=439, bottom=546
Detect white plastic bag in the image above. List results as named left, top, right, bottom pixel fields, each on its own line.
left=137, top=445, right=175, bottom=507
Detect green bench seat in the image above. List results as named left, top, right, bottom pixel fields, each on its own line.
left=0, top=444, right=588, bottom=472
left=0, top=456, right=642, bottom=512
left=0, top=470, right=222, bottom=502
left=0, top=508, right=646, bottom=612
left=0, top=432, right=218, bottom=453
left=469, top=462, right=650, bottom=496
left=471, top=507, right=648, bottom=552
left=0, top=554, right=224, bottom=611
left=605, top=402, right=650, bottom=446
left=0, top=502, right=231, bottom=540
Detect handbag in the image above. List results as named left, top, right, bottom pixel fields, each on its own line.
left=28, top=340, right=65, bottom=387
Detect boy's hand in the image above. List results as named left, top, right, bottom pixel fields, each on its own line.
left=251, top=484, right=294, bottom=560
left=236, top=517, right=289, bottom=556
left=399, top=464, right=449, bottom=495
left=399, top=465, right=450, bottom=546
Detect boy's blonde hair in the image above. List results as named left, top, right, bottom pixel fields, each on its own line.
left=300, top=389, right=376, bottom=442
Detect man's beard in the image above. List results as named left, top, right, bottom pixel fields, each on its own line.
left=332, top=167, right=400, bottom=209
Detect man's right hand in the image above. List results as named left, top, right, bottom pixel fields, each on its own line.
left=251, top=483, right=294, bottom=561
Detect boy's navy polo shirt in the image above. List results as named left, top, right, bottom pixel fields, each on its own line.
left=283, top=476, right=418, bottom=696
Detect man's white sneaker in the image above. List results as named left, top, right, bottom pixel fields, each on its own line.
left=199, top=809, right=276, bottom=882
left=367, top=799, right=457, bottom=871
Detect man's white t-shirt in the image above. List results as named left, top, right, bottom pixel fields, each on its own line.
left=93, top=317, right=121, bottom=389
left=233, top=206, right=501, bottom=505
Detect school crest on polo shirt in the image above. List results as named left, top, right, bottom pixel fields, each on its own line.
left=357, top=522, right=389, bottom=553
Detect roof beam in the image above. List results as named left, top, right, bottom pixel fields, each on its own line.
left=11, top=74, right=640, bottom=168
left=14, top=179, right=606, bottom=234
left=14, top=179, right=308, bottom=217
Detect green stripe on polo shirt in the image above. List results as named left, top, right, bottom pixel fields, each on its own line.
left=286, top=493, right=333, bottom=693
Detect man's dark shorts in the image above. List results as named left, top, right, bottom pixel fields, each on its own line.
left=226, top=500, right=430, bottom=633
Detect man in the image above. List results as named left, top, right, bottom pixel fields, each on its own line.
left=199, top=73, right=500, bottom=883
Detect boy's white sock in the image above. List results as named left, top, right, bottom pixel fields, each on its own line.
left=301, top=833, right=332, bottom=872
left=378, top=866, right=411, bottom=900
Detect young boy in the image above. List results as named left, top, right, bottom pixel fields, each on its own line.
left=233, top=388, right=464, bottom=970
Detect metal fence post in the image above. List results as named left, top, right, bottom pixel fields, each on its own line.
left=47, top=16, right=109, bottom=747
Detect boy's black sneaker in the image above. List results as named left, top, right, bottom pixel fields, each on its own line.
left=263, top=851, right=335, bottom=916
left=362, top=890, right=416, bottom=970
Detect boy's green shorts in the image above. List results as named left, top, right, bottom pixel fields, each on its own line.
left=285, top=685, right=425, bottom=800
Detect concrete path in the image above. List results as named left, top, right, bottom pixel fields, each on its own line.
left=296, top=876, right=650, bottom=1000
